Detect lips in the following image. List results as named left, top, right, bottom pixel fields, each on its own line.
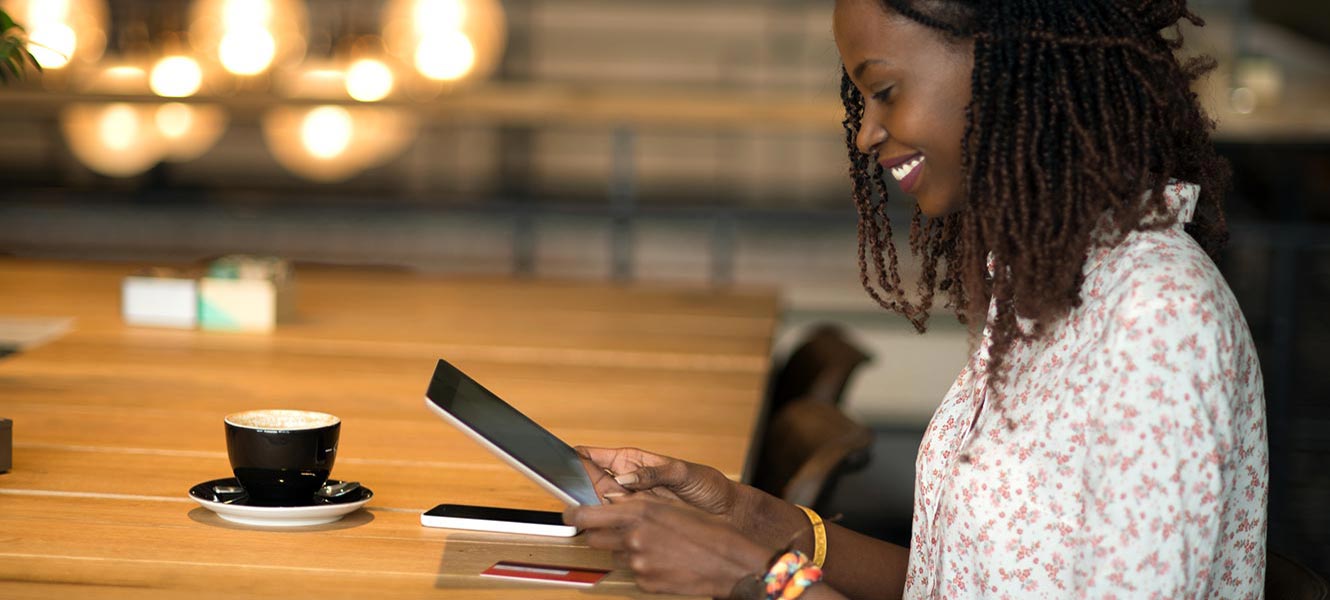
left=879, top=152, right=925, bottom=194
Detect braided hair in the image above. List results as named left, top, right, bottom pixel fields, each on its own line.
left=843, top=0, right=1231, bottom=388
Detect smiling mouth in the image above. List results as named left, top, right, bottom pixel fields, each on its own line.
left=889, top=154, right=925, bottom=183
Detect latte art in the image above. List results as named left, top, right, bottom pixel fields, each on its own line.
left=225, top=409, right=339, bottom=430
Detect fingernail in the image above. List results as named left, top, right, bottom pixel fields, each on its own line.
left=603, top=493, right=625, bottom=502
left=614, top=473, right=638, bottom=486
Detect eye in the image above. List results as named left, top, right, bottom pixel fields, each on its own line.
left=872, top=86, right=895, bottom=102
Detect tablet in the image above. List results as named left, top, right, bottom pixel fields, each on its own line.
left=424, top=359, right=601, bottom=506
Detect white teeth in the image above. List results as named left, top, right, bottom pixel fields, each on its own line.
left=890, top=155, right=925, bottom=182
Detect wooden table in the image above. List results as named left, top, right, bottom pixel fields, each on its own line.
left=0, top=259, right=781, bottom=599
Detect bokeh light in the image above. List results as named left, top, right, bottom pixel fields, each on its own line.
left=150, top=55, right=204, bottom=97
left=414, top=30, right=475, bottom=81
left=383, top=0, right=506, bottom=85
left=11, top=0, right=108, bottom=70
left=155, top=102, right=196, bottom=140
left=300, top=106, right=353, bottom=159
left=223, top=0, right=274, bottom=28
left=191, top=0, right=307, bottom=77
left=413, top=0, right=466, bottom=33
left=99, top=104, right=142, bottom=152
left=27, top=23, right=77, bottom=69
left=62, top=102, right=166, bottom=177
left=154, top=103, right=229, bottom=162
left=345, top=58, right=394, bottom=102
left=218, top=28, right=277, bottom=76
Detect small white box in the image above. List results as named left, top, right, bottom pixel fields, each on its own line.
left=122, top=276, right=199, bottom=329
left=198, top=277, right=294, bottom=333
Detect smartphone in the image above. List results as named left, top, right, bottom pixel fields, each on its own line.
left=421, top=503, right=578, bottom=537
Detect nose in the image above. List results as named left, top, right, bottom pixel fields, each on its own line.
left=855, top=108, right=887, bottom=156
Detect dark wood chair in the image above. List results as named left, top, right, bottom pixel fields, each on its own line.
left=752, top=397, right=874, bottom=510
left=1267, top=551, right=1330, bottom=600
left=768, top=324, right=872, bottom=413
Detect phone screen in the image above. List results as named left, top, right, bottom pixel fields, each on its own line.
left=425, top=504, right=565, bottom=525
left=426, top=359, right=601, bottom=505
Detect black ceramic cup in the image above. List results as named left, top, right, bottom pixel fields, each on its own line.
left=224, top=409, right=340, bottom=507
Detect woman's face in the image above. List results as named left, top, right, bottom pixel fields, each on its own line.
left=833, top=0, right=973, bottom=217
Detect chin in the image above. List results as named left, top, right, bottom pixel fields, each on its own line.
left=914, top=190, right=964, bottom=218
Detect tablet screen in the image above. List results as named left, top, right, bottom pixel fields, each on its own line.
left=426, top=360, right=600, bottom=505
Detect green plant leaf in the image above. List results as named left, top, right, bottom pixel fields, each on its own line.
left=1, top=56, right=19, bottom=82
left=0, top=10, right=17, bottom=35
left=23, top=46, right=41, bottom=72
left=0, top=43, right=17, bottom=79
left=1, top=52, right=20, bottom=80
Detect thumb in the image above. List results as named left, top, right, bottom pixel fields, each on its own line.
left=616, top=460, right=688, bottom=491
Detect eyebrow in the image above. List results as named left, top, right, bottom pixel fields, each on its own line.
left=851, top=59, right=891, bottom=81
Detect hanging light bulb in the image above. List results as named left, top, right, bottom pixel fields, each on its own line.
left=217, top=27, right=276, bottom=75
left=262, top=106, right=416, bottom=183
left=300, top=106, right=353, bottom=159
left=61, top=62, right=229, bottom=175
left=413, top=0, right=466, bottom=32
left=8, top=0, right=108, bottom=70
left=27, top=23, right=78, bottom=68
left=155, top=102, right=196, bottom=139
left=150, top=55, right=205, bottom=97
left=62, top=103, right=166, bottom=177
left=345, top=58, right=394, bottom=102
left=190, top=0, right=307, bottom=77
left=222, top=0, right=274, bottom=29
left=414, top=30, right=474, bottom=81
left=382, top=0, right=506, bottom=85
left=262, top=62, right=416, bottom=182
left=154, top=103, right=229, bottom=162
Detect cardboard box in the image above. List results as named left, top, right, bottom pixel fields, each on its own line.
left=0, top=418, right=11, bottom=473
left=122, top=274, right=199, bottom=329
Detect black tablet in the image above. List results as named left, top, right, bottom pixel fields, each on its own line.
left=424, top=359, right=601, bottom=506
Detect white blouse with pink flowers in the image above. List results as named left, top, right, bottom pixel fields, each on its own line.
left=904, top=182, right=1268, bottom=599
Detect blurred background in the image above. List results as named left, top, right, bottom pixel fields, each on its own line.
left=1, top=0, right=1327, bottom=575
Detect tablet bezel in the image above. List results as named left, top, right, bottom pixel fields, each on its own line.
left=423, top=360, right=600, bottom=506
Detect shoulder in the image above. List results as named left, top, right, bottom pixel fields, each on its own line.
left=1086, top=228, right=1243, bottom=347
left=1075, top=228, right=1263, bottom=407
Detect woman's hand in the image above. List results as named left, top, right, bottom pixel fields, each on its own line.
left=577, top=446, right=744, bottom=518
left=563, top=494, right=774, bottom=598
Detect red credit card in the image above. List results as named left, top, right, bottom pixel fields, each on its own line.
left=480, top=561, right=610, bottom=587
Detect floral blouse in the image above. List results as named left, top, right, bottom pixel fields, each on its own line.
left=905, top=182, right=1268, bottom=599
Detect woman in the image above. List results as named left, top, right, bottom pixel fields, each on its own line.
left=564, top=1, right=1268, bottom=598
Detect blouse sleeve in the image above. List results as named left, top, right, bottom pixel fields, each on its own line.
left=1076, top=284, right=1250, bottom=599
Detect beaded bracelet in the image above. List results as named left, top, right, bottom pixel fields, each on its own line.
left=762, top=550, right=824, bottom=600
left=779, top=564, right=824, bottom=600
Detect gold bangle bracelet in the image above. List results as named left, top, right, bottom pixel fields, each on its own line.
left=796, top=505, right=827, bottom=568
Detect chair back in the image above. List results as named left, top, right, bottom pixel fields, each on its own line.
left=1267, top=551, right=1330, bottom=600
left=768, top=324, right=872, bottom=412
left=753, top=398, right=873, bottom=509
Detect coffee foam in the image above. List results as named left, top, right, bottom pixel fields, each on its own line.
left=225, top=409, right=339, bottom=431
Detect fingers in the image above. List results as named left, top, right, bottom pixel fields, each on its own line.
left=584, top=529, right=629, bottom=552
left=579, top=456, right=630, bottom=497
left=568, top=497, right=767, bottom=598
left=563, top=497, right=650, bottom=531
left=574, top=446, right=620, bottom=469
left=619, top=459, right=690, bottom=491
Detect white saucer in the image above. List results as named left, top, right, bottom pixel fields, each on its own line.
left=188, top=478, right=373, bottom=527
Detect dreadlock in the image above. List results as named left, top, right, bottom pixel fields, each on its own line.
left=843, top=0, right=1231, bottom=390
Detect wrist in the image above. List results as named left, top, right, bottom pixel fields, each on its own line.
left=732, top=486, right=794, bottom=537
left=718, top=537, right=782, bottom=599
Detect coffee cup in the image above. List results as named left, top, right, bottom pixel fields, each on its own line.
left=224, top=409, right=340, bottom=506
